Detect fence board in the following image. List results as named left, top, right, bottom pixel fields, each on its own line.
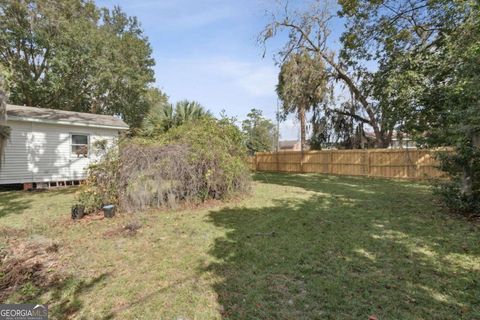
left=248, top=149, right=446, bottom=180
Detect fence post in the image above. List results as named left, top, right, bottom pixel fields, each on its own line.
left=329, top=150, right=333, bottom=174
left=365, top=150, right=370, bottom=176
left=276, top=151, right=279, bottom=172
left=300, top=151, right=304, bottom=173
left=255, top=154, right=258, bottom=171
left=405, top=149, right=412, bottom=178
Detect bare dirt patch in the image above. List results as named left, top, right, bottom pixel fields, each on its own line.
left=0, top=226, right=28, bottom=238
left=102, top=221, right=142, bottom=238
left=0, top=235, right=62, bottom=302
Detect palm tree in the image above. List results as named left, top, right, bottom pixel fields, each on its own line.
left=174, top=100, right=212, bottom=126
left=277, top=52, right=328, bottom=151
left=141, top=99, right=212, bottom=136
left=141, top=102, right=174, bottom=136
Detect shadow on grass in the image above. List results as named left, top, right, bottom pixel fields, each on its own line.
left=49, top=273, right=110, bottom=318
left=3, top=272, right=110, bottom=319
left=0, top=188, right=77, bottom=219
left=204, top=173, right=480, bottom=319
left=0, top=192, right=33, bottom=218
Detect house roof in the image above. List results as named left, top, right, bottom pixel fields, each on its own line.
left=6, top=104, right=129, bottom=130
left=279, top=140, right=299, bottom=149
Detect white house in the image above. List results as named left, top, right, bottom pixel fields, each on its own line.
left=0, top=104, right=128, bottom=188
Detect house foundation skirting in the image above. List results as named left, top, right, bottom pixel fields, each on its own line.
left=23, top=180, right=84, bottom=190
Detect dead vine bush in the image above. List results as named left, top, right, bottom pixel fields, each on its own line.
left=119, top=144, right=206, bottom=211
left=77, top=119, right=251, bottom=212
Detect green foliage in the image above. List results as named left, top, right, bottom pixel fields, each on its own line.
left=0, top=125, right=11, bottom=142
left=436, top=178, right=480, bottom=217
left=310, top=99, right=374, bottom=150
left=0, top=0, right=155, bottom=127
left=337, top=0, right=480, bottom=214
left=19, top=282, right=41, bottom=302
left=242, top=109, right=277, bottom=155
left=0, top=67, right=10, bottom=165
left=338, top=0, right=473, bottom=140
left=277, top=52, right=328, bottom=115
left=159, top=117, right=246, bottom=156
left=412, top=3, right=480, bottom=145
left=435, top=146, right=480, bottom=216
left=138, top=89, right=172, bottom=136
left=77, top=118, right=250, bottom=212
left=408, top=2, right=479, bottom=214
left=76, top=149, right=120, bottom=213
left=157, top=118, right=249, bottom=196
left=174, top=100, right=213, bottom=125
left=438, top=189, right=480, bottom=216
left=140, top=99, right=212, bottom=136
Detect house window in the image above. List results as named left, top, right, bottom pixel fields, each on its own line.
left=71, top=134, right=89, bottom=157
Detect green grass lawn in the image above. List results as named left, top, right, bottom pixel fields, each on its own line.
left=1, top=173, right=479, bottom=319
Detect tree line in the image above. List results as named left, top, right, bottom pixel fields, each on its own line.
left=0, top=0, right=278, bottom=157
left=0, top=0, right=477, bottom=214
left=264, top=0, right=479, bottom=215
left=140, top=96, right=278, bottom=156
left=0, top=0, right=156, bottom=127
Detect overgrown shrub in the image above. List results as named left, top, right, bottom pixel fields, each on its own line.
left=77, top=118, right=250, bottom=213
left=435, top=147, right=480, bottom=217
left=74, top=146, right=120, bottom=213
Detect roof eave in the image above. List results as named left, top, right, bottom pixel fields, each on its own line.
left=8, top=115, right=129, bottom=130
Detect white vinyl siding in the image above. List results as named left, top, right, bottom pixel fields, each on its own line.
left=0, top=120, right=120, bottom=184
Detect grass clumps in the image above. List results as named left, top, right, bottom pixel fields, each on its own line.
left=77, top=118, right=250, bottom=212
left=0, top=235, right=61, bottom=302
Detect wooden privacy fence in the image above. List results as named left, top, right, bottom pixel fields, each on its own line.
left=247, top=149, right=446, bottom=180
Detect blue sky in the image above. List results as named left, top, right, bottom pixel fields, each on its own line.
left=96, top=0, right=345, bottom=140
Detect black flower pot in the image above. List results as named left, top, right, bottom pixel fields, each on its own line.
left=103, top=205, right=115, bottom=218
left=71, top=205, right=85, bottom=220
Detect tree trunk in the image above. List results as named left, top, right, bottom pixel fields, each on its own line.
left=299, top=105, right=306, bottom=152
left=460, top=132, right=480, bottom=197
left=374, top=129, right=394, bottom=148
left=460, top=166, right=473, bottom=196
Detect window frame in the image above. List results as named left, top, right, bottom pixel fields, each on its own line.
left=70, top=133, right=90, bottom=158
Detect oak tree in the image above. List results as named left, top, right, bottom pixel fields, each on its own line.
left=0, top=0, right=156, bottom=127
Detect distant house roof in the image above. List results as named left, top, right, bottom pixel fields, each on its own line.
left=279, top=140, right=299, bottom=149
left=364, top=130, right=414, bottom=140
left=7, top=104, right=129, bottom=130
left=364, top=131, right=376, bottom=139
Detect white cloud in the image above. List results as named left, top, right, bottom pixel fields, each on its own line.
left=153, top=55, right=303, bottom=139
left=161, top=6, right=234, bottom=29
left=156, top=56, right=277, bottom=99
left=207, top=58, right=278, bottom=97
left=109, top=0, right=240, bottom=30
